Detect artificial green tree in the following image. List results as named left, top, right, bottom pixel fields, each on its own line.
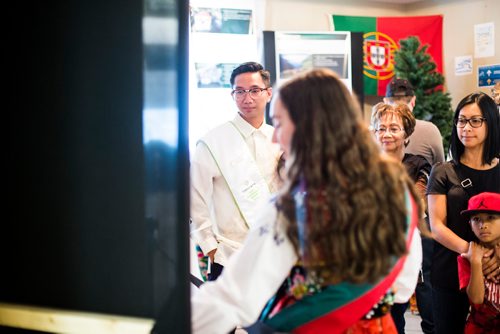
left=393, top=36, right=453, bottom=151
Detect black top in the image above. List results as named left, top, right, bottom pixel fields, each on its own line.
left=402, top=153, right=431, bottom=183
left=427, top=161, right=500, bottom=290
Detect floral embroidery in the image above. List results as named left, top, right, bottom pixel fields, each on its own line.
left=273, top=233, right=285, bottom=246
left=259, top=225, right=270, bottom=236
left=363, top=290, right=395, bottom=319
left=262, top=265, right=324, bottom=319
left=195, top=244, right=209, bottom=281
left=288, top=266, right=323, bottom=299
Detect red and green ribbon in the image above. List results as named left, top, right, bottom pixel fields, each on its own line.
left=265, top=192, right=419, bottom=333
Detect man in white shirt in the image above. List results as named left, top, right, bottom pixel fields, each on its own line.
left=190, top=62, right=281, bottom=281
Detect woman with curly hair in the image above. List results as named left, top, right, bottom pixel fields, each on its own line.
left=191, top=69, right=423, bottom=334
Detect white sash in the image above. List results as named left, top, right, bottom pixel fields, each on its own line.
left=198, top=122, right=274, bottom=229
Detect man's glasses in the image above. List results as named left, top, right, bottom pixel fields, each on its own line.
left=231, top=87, right=269, bottom=100
left=454, top=117, right=486, bottom=128
left=374, top=126, right=404, bottom=135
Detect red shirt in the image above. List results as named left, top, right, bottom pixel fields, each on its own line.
left=457, top=256, right=500, bottom=333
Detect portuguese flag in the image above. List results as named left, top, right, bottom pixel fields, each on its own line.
left=332, top=15, right=443, bottom=96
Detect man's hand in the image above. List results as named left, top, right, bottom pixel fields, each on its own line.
left=207, top=249, right=217, bottom=264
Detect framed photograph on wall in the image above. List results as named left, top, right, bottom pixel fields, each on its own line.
left=273, top=32, right=352, bottom=91
left=190, top=7, right=253, bottom=34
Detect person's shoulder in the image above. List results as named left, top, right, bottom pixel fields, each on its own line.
left=457, top=255, right=470, bottom=275
left=427, top=161, right=457, bottom=193
left=404, top=153, right=432, bottom=175
left=413, top=154, right=432, bottom=170
left=416, top=119, right=442, bottom=133
left=433, top=160, right=454, bottom=168
left=406, top=153, right=430, bottom=164
left=430, top=161, right=457, bottom=178
left=211, top=121, right=233, bottom=133
left=260, top=123, right=276, bottom=137
left=261, top=122, right=275, bottom=131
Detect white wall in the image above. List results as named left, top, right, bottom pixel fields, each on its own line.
left=263, top=0, right=500, bottom=114
left=409, top=0, right=499, bottom=108
left=265, top=0, right=405, bottom=31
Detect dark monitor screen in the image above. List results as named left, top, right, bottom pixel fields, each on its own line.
left=3, top=0, right=190, bottom=331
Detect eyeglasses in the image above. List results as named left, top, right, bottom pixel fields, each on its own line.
left=231, top=87, right=269, bottom=100
left=454, top=117, right=486, bottom=128
left=374, top=126, right=404, bottom=135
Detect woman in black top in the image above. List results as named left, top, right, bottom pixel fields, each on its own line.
left=427, top=92, right=500, bottom=334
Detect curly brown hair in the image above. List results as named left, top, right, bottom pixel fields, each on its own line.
left=275, top=69, right=421, bottom=284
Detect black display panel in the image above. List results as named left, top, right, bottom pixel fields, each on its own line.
left=263, top=30, right=364, bottom=112
left=4, top=0, right=190, bottom=331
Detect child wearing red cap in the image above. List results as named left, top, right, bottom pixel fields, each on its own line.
left=458, top=192, right=500, bottom=333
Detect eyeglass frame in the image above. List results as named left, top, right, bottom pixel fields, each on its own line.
left=373, top=126, right=405, bottom=136
left=231, top=87, right=270, bottom=100
left=454, top=117, right=486, bottom=128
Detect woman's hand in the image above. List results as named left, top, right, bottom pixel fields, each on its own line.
left=462, top=242, right=484, bottom=265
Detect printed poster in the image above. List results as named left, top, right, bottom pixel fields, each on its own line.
left=190, top=7, right=252, bottom=34
left=275, top=32, right=350, bottom=85
left=455, top=56, right=473, bottom=76
left=474, top=22, right=495, bottom=58
left=478, top=64, right=500, bottom=87
left=195, top=63, right=239, bottom=88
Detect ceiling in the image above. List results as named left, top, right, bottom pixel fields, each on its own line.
left=366, top=0, right=425, bottom=3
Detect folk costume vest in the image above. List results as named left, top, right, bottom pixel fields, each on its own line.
left=261, top=190, right=419, bottom=333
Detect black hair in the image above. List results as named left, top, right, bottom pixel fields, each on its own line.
left=450, top=92, right=500, bottom=165
left=229, top=62, right=271, bottom=87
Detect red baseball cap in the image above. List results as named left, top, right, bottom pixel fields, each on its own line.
left=461, top=192, right=500, bottom=217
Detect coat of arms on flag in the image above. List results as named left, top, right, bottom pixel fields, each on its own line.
left=363, top=32, right=398, bottom=82
left=332, top=15, right=443, bottom=96
left=367, top=40, right=389, bottom=68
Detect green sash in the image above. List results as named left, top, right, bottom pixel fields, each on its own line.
left=265, top=192, right=419, bottom=333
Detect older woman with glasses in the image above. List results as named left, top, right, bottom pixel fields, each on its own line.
left=371, top=103, right=431, bottom=199
left=371, top=102, right=432, bottom=333
left=426, top=92, right=500, bottom=334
